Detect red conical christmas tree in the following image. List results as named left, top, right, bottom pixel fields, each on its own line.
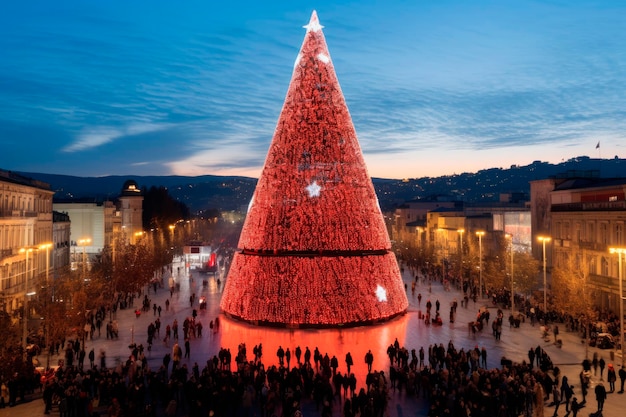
left=220, top=11, right=408, bottom=327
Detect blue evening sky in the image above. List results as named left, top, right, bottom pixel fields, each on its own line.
left=1, top=0, right=624, bottom=179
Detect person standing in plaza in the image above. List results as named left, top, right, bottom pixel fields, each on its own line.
left=295, top=346, right=302, bottom=365
left=345, top=352, right=353, bottom=374
left=594, top=381, right=607, bottom=412
left=528, top=347, right=536, bottom=368
left=184, top=338, right=190, bottom=359
left=599, top=357, right=606, bottom=380
left=172, top=342, right=181, bottom=371
left=365, top=350, right=374, bottom=373
left=551, top=384, right=561, bottom=417
left=619, top=365, right=626, bottom=393
left=607, top=363, right=617, bottom=392
left=88, top=348, right=95, bottom=369
left=560, top=377, right=574, bottom=413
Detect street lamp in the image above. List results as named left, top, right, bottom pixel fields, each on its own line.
left=437, top=229, right=446, bottom=279
left=458, top=229, right=465, bottom=283
left=78, top=238, right=91, bottom=282
left=609, top=247, right=625, bottom=367
left=39, top=243, right=53, bottom=299
left=476, top=231, right=485, bottom=298
left=19, top=247, right=35, bottom=350
left=506, top=234, right=514, bottom=312
left=39, top=243, right=52, bottom=366
left=538, top=236, right=551, bottom=312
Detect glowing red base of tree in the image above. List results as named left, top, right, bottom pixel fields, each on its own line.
left=220, top=11, right=408, bottom=327
left=221, top=251, right=407, bottom=327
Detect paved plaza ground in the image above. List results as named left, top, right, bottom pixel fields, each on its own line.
left=4, top=257, right=626, bottom=417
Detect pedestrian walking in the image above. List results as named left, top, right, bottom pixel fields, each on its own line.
left=599, top=357, right=606, bottom=380
left=594, top=381, right=607, bottom=412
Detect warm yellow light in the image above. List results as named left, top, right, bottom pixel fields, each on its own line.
left=457, top=228, right=465, bottom=234
left=475, top=231, right=485, bottom=237
left=537, top=236, right=551, bottom=243
left=609, top=247, right=626, bottom=255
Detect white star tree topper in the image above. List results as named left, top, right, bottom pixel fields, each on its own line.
left=303, top=10, right=324, bottom=33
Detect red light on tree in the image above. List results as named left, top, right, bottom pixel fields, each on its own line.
left=220, top=11, right=408, bottom=327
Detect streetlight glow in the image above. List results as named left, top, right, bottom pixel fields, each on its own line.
left=476, top=231, right=485, bottom=298
left=609, top=247, right=625, bottom=368
left=506, top=234, right=514, bottom=312
left=19, top=247, right=35, bottom=351
left=457, top=229, right=465, bottom=283
left=78, top=238, right=91, bottom=282
left=538, top=236, right=551, bottom=312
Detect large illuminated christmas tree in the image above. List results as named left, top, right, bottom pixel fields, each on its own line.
left=220, top=11, right=408, bottom=327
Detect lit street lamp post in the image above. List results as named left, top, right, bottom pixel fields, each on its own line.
left=78, top=238, right=91, bottom=282
left=609, top=247, right=625, bottom=367
left=476, top=231, right=485, bottom=298
left=19, top=247, right=35, bottom=351
left=538, top=236, right=551, bottom=312
left=506, top=234, right=514, bottom=312
left=39, top=243, right=52, bottom=366
left=458, top=228, right=464, bottom=283
left=39, top=243, right=52, bottom=299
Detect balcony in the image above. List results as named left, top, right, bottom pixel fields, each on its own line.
left=552, top=201, right=626, bottom=212
left=0, top=210, right=38, bottom=218
left=577, top=241, right=608, bottom=252
left=0, top=248, right=13, bottom=260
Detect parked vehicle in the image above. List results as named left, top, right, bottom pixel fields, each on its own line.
left=596, top=333, right=615, bottom=349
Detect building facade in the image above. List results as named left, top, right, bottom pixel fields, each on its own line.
left=0, top=170, right=54, bottom=313
left=535, top=177, right=626, bottom=312
left=118, top=180, right=144, bottom=244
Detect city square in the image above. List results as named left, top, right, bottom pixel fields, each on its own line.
left=2, top=4, right=626, bottom=417
left=4, top=256, right=626, bottom=417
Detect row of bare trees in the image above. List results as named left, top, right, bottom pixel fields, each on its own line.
left=394, top=233, right=540, bottom=296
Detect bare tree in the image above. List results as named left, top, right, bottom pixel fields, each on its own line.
left=551, top=250, right=595, bottom=318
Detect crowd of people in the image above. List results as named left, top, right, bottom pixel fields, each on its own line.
left=6, top=319, right=626, bottom=417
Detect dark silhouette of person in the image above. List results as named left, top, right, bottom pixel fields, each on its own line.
left=594, top=381, right=607, bottom=412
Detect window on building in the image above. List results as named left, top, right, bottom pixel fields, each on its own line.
left=599, top=223, right=609, bottom=244
left=588, top=257, right=596, bottom=275
left=616, top=223, right=624, bottom=246
left=587, top=222, right=595, bottom=243
left=601, top=257, right=609, bottom=276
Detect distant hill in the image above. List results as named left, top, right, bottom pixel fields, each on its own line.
left=17, top=156, right=626, bottom=213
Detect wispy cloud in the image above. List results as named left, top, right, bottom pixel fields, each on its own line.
left=63, top=122, right=172, bottom=152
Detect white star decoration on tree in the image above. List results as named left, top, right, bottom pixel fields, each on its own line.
left=376, top=285, right=388, bottom=302
left=303, top=10, right=324, bottom=33
left=305, top=181, right=322, bottom=198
